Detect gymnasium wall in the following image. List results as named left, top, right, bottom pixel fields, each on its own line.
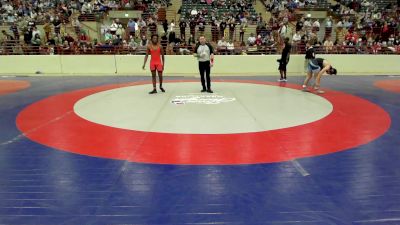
left=0, top=55, right=399, bottom=76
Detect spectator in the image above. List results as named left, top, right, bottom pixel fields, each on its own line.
left=255, top=35, right=263, bottom=46
left=105, top=30, right=112, bottom=41
left=110, top=20, right=118, bottom=35
left=198, top=21, right=205, bottom=37
left=335, top=25, right=348, bottom=45
left=116, top=24, right=126, bottom=39
left=239, top=23, right=246, bottom=43
left=178, top=42, right=191, bottom=54
left=325, top=16, right=333, bottom=37
left=82, top=2, right=93, bottom=14
left=138, top=18, right=146, bottom=37
left=227, top=40, right=234, bottom=53
left=32, top=27, right=41, bottom=40
left=312, top=19, right=320, bottom=32
left=112, top=35, right=122, bottom=46
left=293, top=31, right=302, bottom=43
left=179, top=18, right=187, bottom=40
left=53, top=17, right=62, bottom=35
left=2, top=30, right=14, bottom=41
left=148, top=18, right=158, bottom=35
left=292, top=30, right=301, bottom=52
left=211, top=20, right=219, bottom=42
left=217, top=36, right=228, bottom=50
left=128, top=19, right=136, bottom=37
left=10, top=23, right=19, bottom=41
left=323, top=37, right=334, bottom=52
left=31, top=33, right=42, bottom=53
left=170, top=19, right=175, bottom=32
left=140, top=35, right=148, bottom=47
left=79, top=31, right=89, bottom=42
left=62, top=40, right=71, bottom=54
left=64, top=33, right=75, bottom=43
left=219, top=19, right=227, bottom=39
left=189, top=19, right=197, bottom=37
left=296, top=17, right=304, bottom=32
left=162, top=20, right=169, bottom=34
left=188, top=34, right=196, bottom=45
left=161, top=33, right=168, bottom=52
left=248, top=33, right=256, bottom=46
left=304, top=18, right=312, bottom=32
left=228, top=18, right=236, bottom=41
left=168, top=31, right=176, bottom=43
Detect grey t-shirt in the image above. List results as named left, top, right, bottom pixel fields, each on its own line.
left=197, top=44, right=211, bottom=62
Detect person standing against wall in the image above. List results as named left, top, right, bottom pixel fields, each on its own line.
left=194, top=36, right=215, bottom=93
left=278, top=37, right=291, bottom=82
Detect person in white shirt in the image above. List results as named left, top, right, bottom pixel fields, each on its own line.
left=336, top=21, right=343, bottom=30
left=323, top=37, right=334, bottom=52
left=191, top=8, right=198, bottom=16
left=110, top=20, right=118, bottom=35
left=247, top=33, right=256, bottom=46
left=32, top=27, right=41, bottom=39
left=217, top=36, right=228, bottom=48
left=169, top=20, right=175, bottom=32
left=279, top=22, right=287, bottom=40
left=292, top=31, right=302, bottom=43
left=325, top=17, right=333, bottom=28
left=304, top=19, right=312, bottom=32
left=312, top=20, right=320, bottom=31
left=81, top=2, right=93, bottom=14
left=227, top=41, right=234, bottom=52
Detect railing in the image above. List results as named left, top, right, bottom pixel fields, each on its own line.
left=1, top=40, right=399, bottom=55
left=78, top=13, right=101, bottom=22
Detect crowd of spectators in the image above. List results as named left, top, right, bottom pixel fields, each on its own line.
left=0, top=0, right=172, bottom=54
left=0, top=0, right=399, bottom=55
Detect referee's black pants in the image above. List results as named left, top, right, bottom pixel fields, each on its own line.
left=199, top=61, right=211, bottom=90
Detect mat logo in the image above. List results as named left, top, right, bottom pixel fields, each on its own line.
left=171, top=94, right=236, bottom=105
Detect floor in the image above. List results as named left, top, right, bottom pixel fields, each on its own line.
left=0, top=75, right=399, bottom=225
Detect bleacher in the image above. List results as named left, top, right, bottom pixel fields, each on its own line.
left=0, top=0, right=399, bottom=55
left=179, top=1, right=259, bottom=22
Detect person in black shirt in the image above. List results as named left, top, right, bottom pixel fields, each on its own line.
left=188, top=34, right=196, bottom=45
left=149, top=21, right=157, bottom=35
left=160, top=33, right=168, bottom=53
left=228, top=21, right=236, bottom=41
left=211, top=20, right=219, bottom=42
left=168, top=31, right=176, bottom=43
left=296, top=18, right=304, bottom=32
left=219, top=20, right=227, bottom=39
left=23, top=29, right=33, bottom=45
left=189, top=20, right=197, bottom=38
left=198, top=22, right=205, bottom=36
left=179, top=19, right=187, bottom=41
left=53, top=17, right=61, bottom=34
left=10, top=23, right=19, bottom=40
left=278, top=37, right=291, bottom=82
left=303, top=58, right=337, bottom=94
left=162, top=20, right=168, bottom=34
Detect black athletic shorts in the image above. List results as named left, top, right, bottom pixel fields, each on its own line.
left=278, top=61, right=287, bottom=71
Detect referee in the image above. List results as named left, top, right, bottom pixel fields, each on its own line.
left=278, top=37, right=291, bottom=82
left=194, top=36, right=215, bottom=93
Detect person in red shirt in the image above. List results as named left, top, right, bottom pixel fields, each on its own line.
left=255, top=35, right=263, bottom=46
left=143, top=34, right=165, bottom=94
